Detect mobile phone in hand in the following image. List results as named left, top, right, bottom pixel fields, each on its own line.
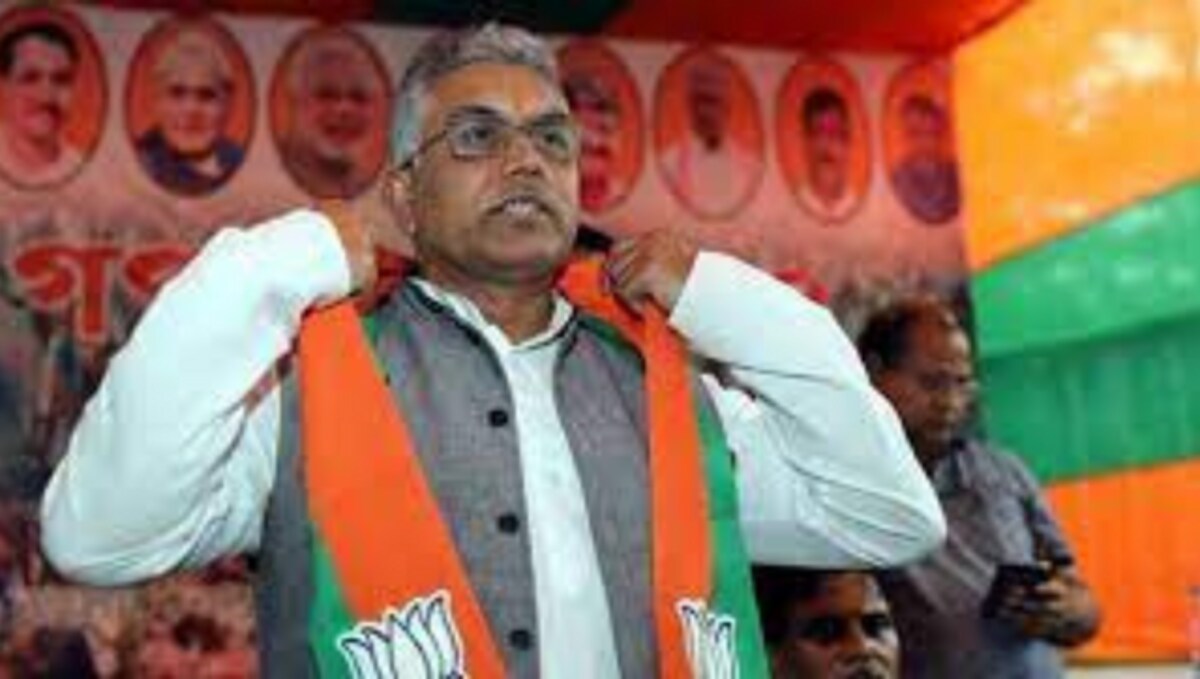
left=981, top=563, right=1054, bottom=617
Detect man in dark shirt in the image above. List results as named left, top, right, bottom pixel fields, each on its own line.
left=858, top=297, right=1100, bottom=678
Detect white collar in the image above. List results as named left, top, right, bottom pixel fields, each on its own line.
left=410, top=277, right=575, bottom=353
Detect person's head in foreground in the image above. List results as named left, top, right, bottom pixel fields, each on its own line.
left=756, top=567, right=899, bottom=679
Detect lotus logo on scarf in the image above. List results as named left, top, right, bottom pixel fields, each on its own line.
left=338, top=591, right=467, bottom=679
left=678, top=599, right=739, bottom=679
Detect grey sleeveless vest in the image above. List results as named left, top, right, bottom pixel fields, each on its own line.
left=254, top=282, right=674, bottom=677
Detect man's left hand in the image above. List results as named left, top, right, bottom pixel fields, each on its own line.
left=603, top=230, right=699, bottom=314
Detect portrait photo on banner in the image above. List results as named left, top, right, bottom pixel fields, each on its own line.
left=556, top=38, right=644, bottom=217
left=270, top=23, right=391, bottom=200
left=124, top=14, right=255, bottom=197
left=653, top=44, right=764, bottom=221
left=0, top=5, right=106, bottom=191
left=775, top=54, right=871, bottom=226
left=884, top=59, right=961, bottom=226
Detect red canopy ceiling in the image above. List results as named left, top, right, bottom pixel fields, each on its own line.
left=89, top=0, right=1028, bottom=53
left=605, top=0, right=1029, bottom=53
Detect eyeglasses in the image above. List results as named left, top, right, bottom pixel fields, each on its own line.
left=908, top=369, right=977, bottom=395
left=399, top=107, right=581, bottom=170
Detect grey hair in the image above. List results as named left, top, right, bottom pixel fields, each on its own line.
left=390, top=23, right=559, bottom=165
left=286, top=29, right=379, bottom=99
left=152, top=28, right=234, bottom=92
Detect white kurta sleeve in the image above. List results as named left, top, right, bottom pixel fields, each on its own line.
left=669, top=252, right=945, bottom=567
left=40, top=209, right=351, bottom=585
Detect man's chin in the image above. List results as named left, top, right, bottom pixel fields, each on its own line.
left=911, top=430, right=957, bottom=464
left=27, top=125, right=63, bottom=142
left=313, top=134, right=364, bottom=157
left=832, top=662, right=892, bottom=679
left=483, top=210, right=575, bottom=244
left=309, top=146, right=357, bottom=172
left=480, top=244, right=572, bottom=283
left=168, top=140, right=219, bottom=160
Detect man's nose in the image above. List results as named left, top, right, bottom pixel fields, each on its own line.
left=33, top=77, right=60, bottom=103
left=943, top=385, right=974, bottom=414
left=837, top=622, right=872, bottom=655
left=330, top=94, right=361, bottom=114
left=500, top=129, right=548, bottom=177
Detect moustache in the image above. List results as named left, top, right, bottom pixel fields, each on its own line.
left=34, top=103, right=65, bottom=120
left=485, top=181, right=572, bottom=222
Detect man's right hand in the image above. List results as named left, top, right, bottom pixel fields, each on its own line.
left=320, top=201, right=377, bottom=297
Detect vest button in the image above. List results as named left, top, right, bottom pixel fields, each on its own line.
left=508, top=628, right=534, bottom=650
left=487, top=408, right=510, bottom=427
left=496, top=512, right=521, bottom=534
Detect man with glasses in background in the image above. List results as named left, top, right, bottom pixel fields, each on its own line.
left=41, top=24, right=943, bottom=678
left=858, top=296, right=1100, bottom=678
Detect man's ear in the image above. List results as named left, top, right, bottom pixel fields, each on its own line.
left=383, top=166, right=416, bottom=236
